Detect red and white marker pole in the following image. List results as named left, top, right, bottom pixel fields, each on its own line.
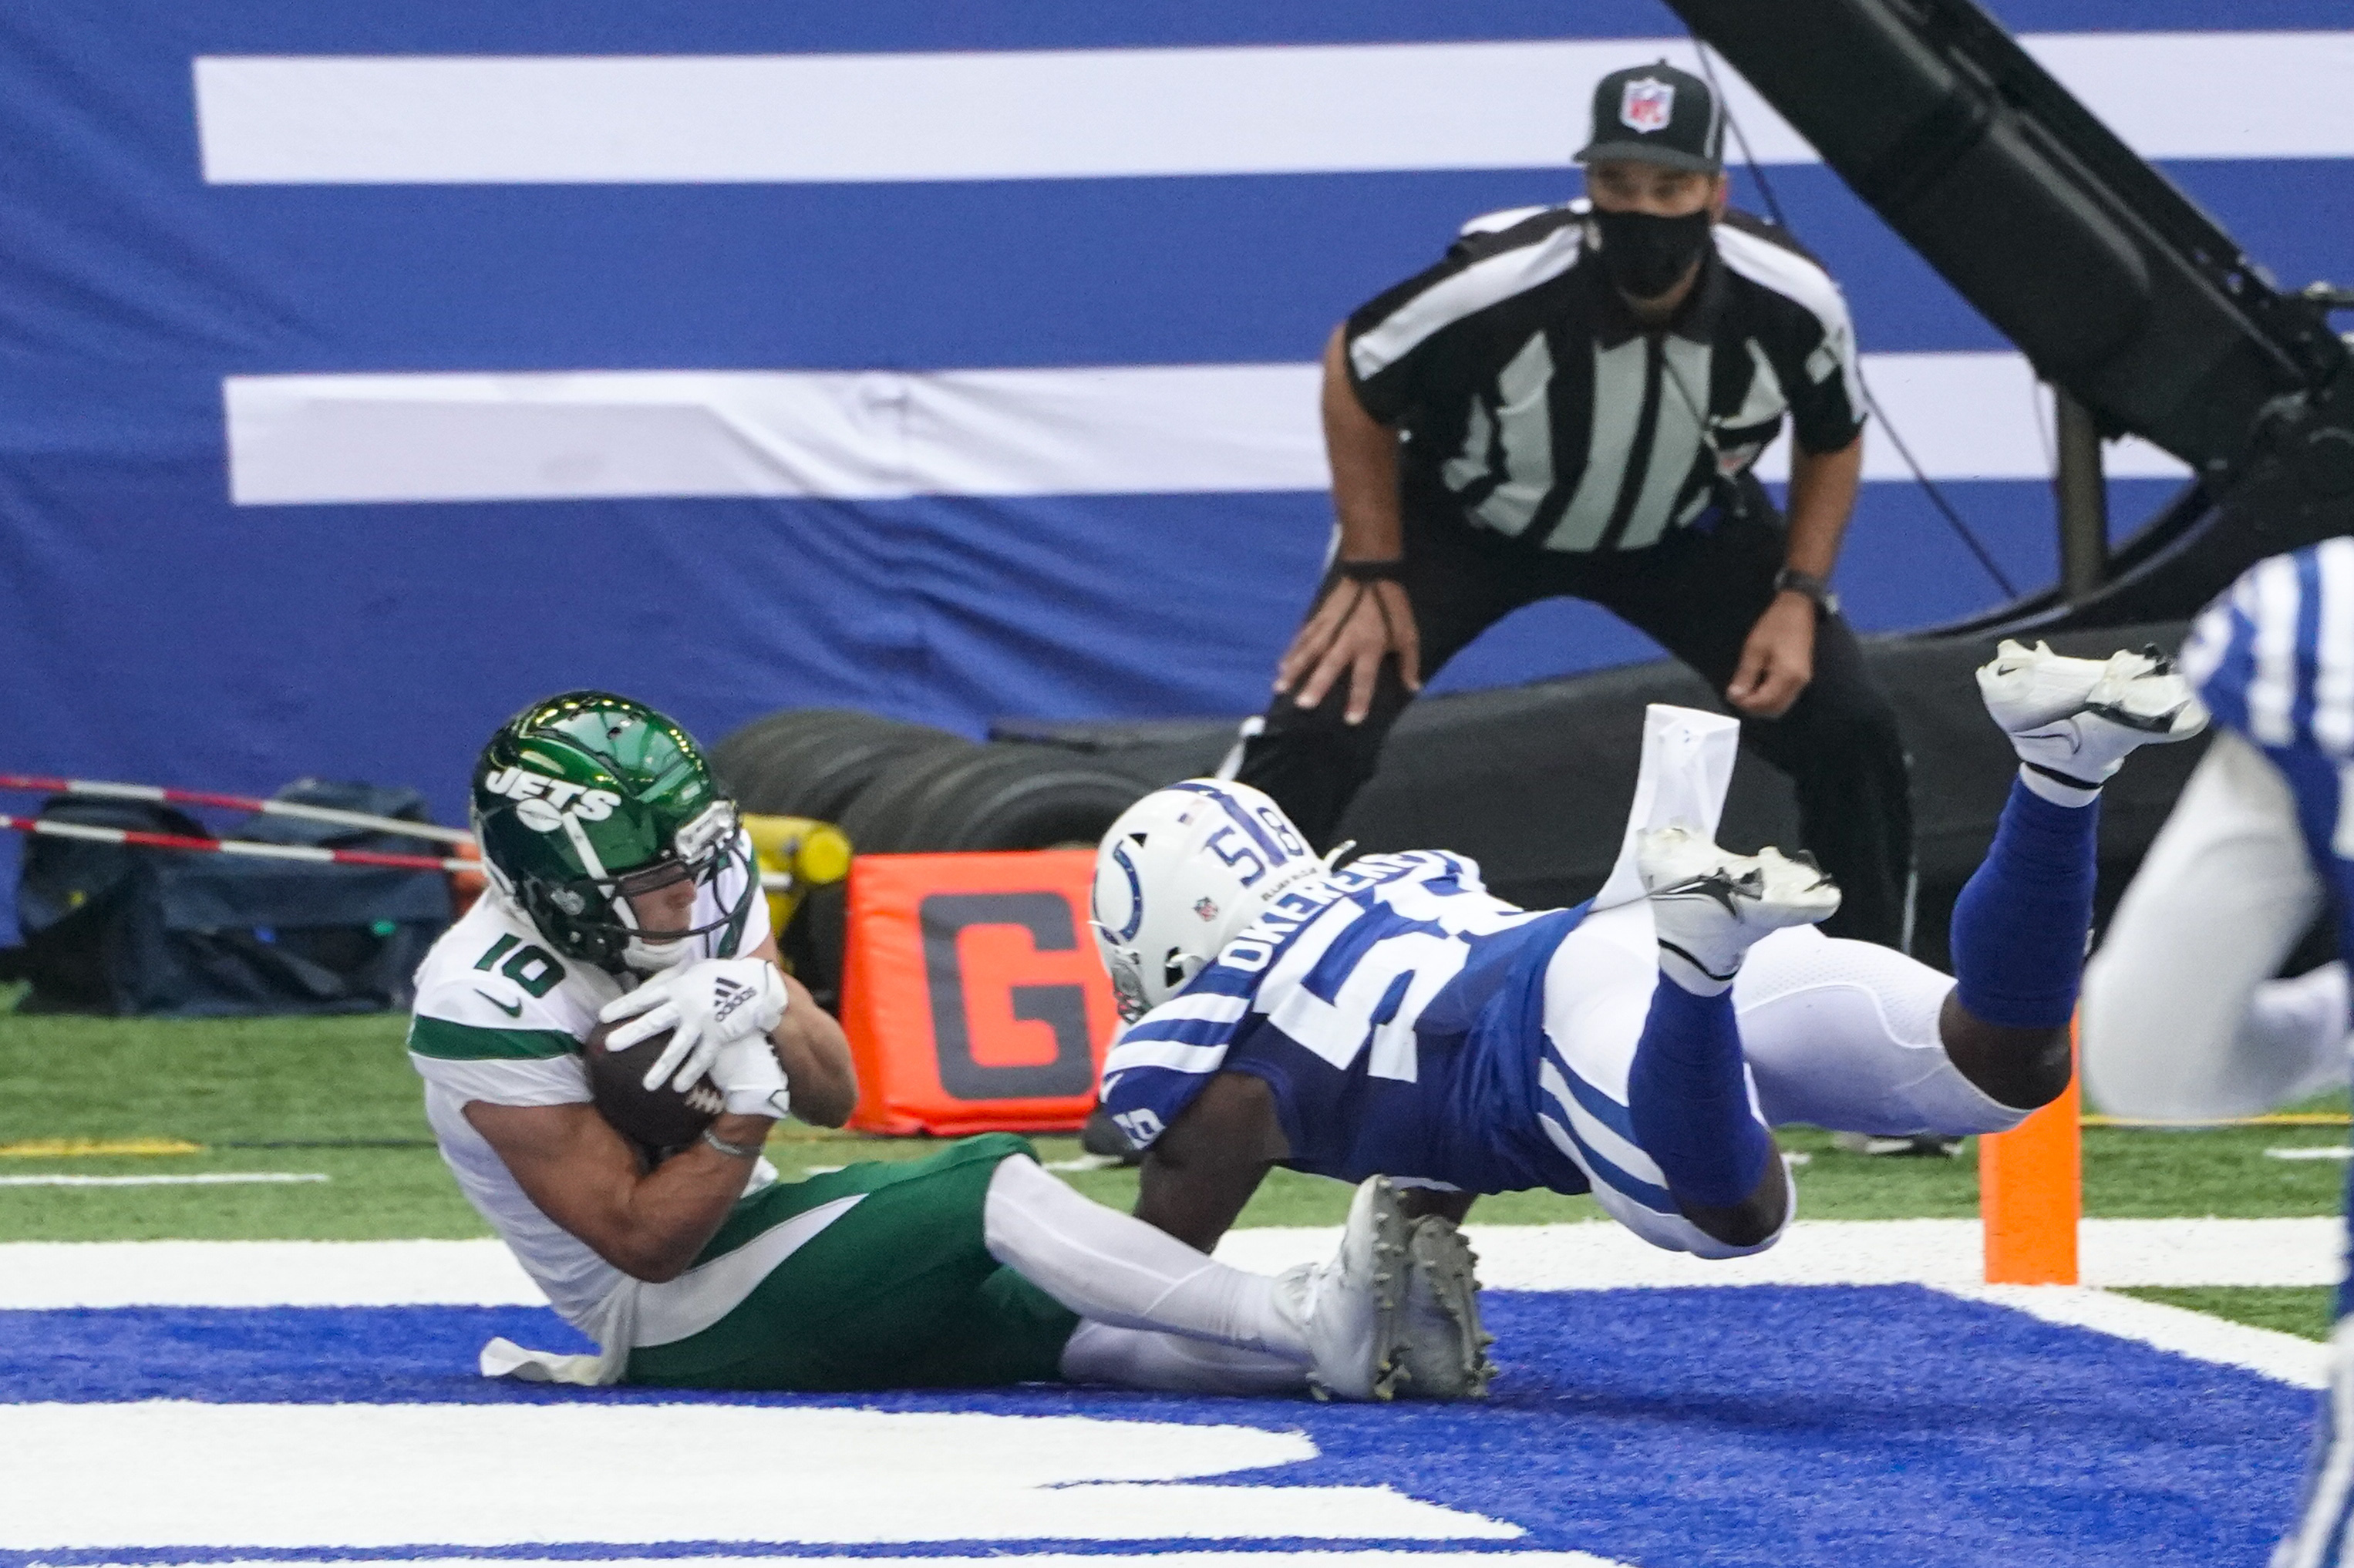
left=0, top=774, right=472, bottom=846
left=0, top=812, right=477, bottom=874
left=0, top=806, right=793, bottom=891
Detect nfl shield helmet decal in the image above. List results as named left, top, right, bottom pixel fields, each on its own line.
left=1620, top=76, right=1675, bottom=134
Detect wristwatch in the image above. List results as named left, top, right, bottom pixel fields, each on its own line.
left=1773, top=567, right=1840, bottom=617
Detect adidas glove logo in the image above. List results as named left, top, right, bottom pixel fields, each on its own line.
left=712, top=975, right=754, bottom=1026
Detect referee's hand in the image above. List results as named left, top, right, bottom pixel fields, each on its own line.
left=1277, top=578, right=1422, bottom=725
left=1726, top=594, right=1817, bottom=719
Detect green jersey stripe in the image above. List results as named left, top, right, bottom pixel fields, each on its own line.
left=408, top=1016, right=580, bottom=1061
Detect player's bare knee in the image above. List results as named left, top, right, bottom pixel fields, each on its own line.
left=1938, top=991, right=2072, bottom=1111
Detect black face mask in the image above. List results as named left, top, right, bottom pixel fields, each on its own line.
left=1590, top=207, right=1713, bottom=302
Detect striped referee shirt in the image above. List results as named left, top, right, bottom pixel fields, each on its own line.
left=1345, top=203, right=1866, bottom=554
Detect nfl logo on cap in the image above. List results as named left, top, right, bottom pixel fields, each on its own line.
left=1620, top=76, right=1675, bottom=134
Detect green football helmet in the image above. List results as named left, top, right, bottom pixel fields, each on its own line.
left=470, top=691, right=754, bottom=971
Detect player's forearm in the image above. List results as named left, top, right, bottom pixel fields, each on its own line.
left=466, top=1100, right=769, bottom=1284
left=1781, top=435, right=1862, bottom=582
left=775, top=1009, right=857, bottom=1127
left=770, top=970, right=857, bottom=1127
left=1322, top=325, right=1404, bottom=562
left=604, top=1114, right=776, bottom=1281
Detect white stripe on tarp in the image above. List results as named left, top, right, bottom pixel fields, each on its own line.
left=193, top=32, right=2354, bottom=185
left=222, top=352, right=2189, bottom=506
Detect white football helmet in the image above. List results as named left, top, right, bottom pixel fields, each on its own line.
left=1091, top=779, right=1329, bottom=1022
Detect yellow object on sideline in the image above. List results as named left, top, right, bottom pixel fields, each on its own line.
left=0, top=1138, right=203, bottom=1159
left=742, top=813, right=853, bottom=957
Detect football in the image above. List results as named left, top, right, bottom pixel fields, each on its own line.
left=582, top=1018, right=725, bottom=1156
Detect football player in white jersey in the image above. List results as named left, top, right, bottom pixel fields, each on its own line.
left=1093, top=646, right=2206, bottom=1395
left=410, top=691, right=1472, bottom=1400
left=2081, top=543, right=2354, bottom=1568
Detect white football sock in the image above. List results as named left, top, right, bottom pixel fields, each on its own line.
left=1059, top=1321, right=1310, bottom=1395
left=982, top=1155, right=1308, bottom=1361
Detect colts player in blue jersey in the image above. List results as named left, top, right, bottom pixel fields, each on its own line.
left=2084, top=540, right=2354, bottom=1568
left=1093, top=643, right=2205, bottom=1398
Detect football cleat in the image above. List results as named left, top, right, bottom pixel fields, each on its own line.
left=1390, top=1214, right=1497, bottom=1400
left=1830, top=1130, right=1962, bottom=1159
left=1976, top=639, right=2208, bottom=794
left=1638, top=826, right=1842, bottom=994
left=1274, top=1175, right=1412, bottom=1401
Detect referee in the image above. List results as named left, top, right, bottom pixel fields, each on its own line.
left=1236, top=62, right=1915, bottom=950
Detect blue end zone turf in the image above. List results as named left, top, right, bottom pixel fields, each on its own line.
left=0, top=1286, right=2309, bottom=1565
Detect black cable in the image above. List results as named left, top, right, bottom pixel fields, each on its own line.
left=1684, top=33, right=2020, bottom=600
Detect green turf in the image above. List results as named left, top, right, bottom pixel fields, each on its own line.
left=2119, top=1287, right=2335, bottom=1341
left=0, top=1010, right=2347, bottom=1243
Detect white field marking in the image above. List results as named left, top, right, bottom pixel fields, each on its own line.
left=155, top=1556, right=1632, bottom=1568
left=191, top=32, right=2354, bottom=185
left=1941, top=1284, right=2329, bottom=1390
left=1043, top=1152, right=1133, bottom=1173
left=1215, top=1216, right=2341, bottom=1290
left=0, top=1239, right=545, bottom=1308
left=0, top=1217, right=2333, bottom=1308
left=0, top=1173, right=326, bottom=1188
left=2271, top=1146, right=2354, bottom=1160
left=0, top=1403, right=1518, bottom=1552
left=221, top=353, right=2184, bottom=507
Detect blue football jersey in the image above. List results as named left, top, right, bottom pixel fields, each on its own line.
left=2184, top=539, right=2354, bottom=957
left=1097, top=850, right=1591, bottom=1194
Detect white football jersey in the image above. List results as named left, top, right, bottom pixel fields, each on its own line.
left=406, top=830, right=773, bottom=1347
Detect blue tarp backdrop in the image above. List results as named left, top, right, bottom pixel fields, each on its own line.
left=2, top=2, right=2349, bottom=940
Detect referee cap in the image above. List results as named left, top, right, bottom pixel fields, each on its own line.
left=1576, top=62, right=1724, bottom=174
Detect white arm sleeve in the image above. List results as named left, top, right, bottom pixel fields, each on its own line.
left=2082, top=730, right=2340, bottom=1119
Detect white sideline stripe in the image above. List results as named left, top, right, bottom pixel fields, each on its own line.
left=0, top=1239, right=547, bottom=1308
left=192, top=32, right=2354, bottom=185
left=0, top=1216, right=2332, bottom=1307
left=157, top=1558, right=1628, bottom=1568
left=2271, top=1146, right=2354, bottom=1160
left=0, top=1173, right=326, bottom=1188
left=1219, top=1217, right=2342, bottom=1290
left=1943, top=1284, right=2329, bottom=1390
left=221, top=352, right=2187, bottom=507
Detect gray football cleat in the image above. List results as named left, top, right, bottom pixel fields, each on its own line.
left=1638, top=826, right=1842, bottom=992
left=1389, top=1214, right=1497, bottom=1400
left=1274, top=1174, right=1413, bottom=1401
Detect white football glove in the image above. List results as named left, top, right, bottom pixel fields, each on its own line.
left=598, top=956, right=787, bottom=1093
left=709, top=1031, right=790, bottom=1121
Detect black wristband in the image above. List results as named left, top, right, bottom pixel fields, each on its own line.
left=1336, top=557, right=1407, bottom=584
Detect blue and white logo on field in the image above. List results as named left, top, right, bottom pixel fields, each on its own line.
left=0, top=1225, right=2327, bottom=1568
